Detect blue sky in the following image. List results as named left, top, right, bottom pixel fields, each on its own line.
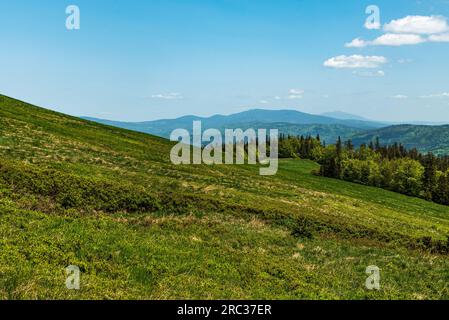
left=1, top=0, right=449, bottom=122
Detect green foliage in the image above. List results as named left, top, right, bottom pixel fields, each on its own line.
left=0, top=159, right=162, bottom=213
left=278, top=134, right=324, bottom=161
left=318, top=137, right=449, bottom=206
left=1, top=94, right=449, bottom=299
left=351, top=124, right=449, bottom=155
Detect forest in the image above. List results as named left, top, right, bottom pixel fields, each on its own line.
left=278, top=134, right=449, bottom=206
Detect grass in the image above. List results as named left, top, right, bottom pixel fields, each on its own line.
left=1, top=207, right=448, bottom=300
left=0, top=94, right=448, bottom=299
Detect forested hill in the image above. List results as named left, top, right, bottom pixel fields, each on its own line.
left=85, top=113, right=449, bottom=156
left=351, top=124, right=449, bottom=155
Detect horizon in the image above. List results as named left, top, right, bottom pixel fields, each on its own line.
left=1, top=1, right=449, bottom=122
left=82, top=107, right=447, bottom=125
left=6, top=91, right=449, bottom=125
left=4, top=91, right=449, bottom=126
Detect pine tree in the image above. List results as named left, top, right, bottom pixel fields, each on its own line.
left=336, top=137, right=342, bottom=157
left=375, top=136, right=381, bottom=152
left=423, top=153, right=438, bottom=200
left=345, top=139, right=354, bottom=151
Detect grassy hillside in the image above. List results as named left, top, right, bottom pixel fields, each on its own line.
left=0, top=94, right=448, bottom=299
left=352, top=124, right=449, bottom=155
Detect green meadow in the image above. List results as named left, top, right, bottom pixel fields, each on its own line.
left=0, top=94, right=448, bottom=299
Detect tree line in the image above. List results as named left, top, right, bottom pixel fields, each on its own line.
left=278, top=134, right=449, bottom=206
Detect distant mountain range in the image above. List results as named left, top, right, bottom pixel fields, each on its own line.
left=83, top=109, right=449, bottom=155
left=320, top=111, right=372, bottom=122
left=83, top=109, right=384, bottom=139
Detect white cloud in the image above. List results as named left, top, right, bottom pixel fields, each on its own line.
left=270, top=91, right=304, bottom=101
left=429, top=33, right=449, bottom=42
left=348, top=34, right=425, bottom=47
left=345, top=16, right=449, bottom=48
left=345, top=38, right=368, bottom=48
left=371, top=33, right=426, bottom=46
left=352, top=70, right=385, bottom=78
left=287, top=89, right=304, bottom=99
left=151, top=93, right=184, bottom=100
left=324, top=55, right=387, bottom=69
left=384, top=15, right=449, bottom=34
left=392, top=94, right=408, bottom=99
left=259, top=100, right=269, bottom=104
left=289, top=89, right=304, bottom=95
left=420, top=92, right=449, bottom=98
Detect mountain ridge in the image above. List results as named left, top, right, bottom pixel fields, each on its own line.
left=82, top=108, right=386, bottom=145
left=84, top=109, right=449, bottom=154
left=320, top=111, right=371, bottom=121
left=83, top=108, right=386, bottom=129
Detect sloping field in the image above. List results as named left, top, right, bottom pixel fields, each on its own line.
left=0, top=94, right=448, bottom=299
